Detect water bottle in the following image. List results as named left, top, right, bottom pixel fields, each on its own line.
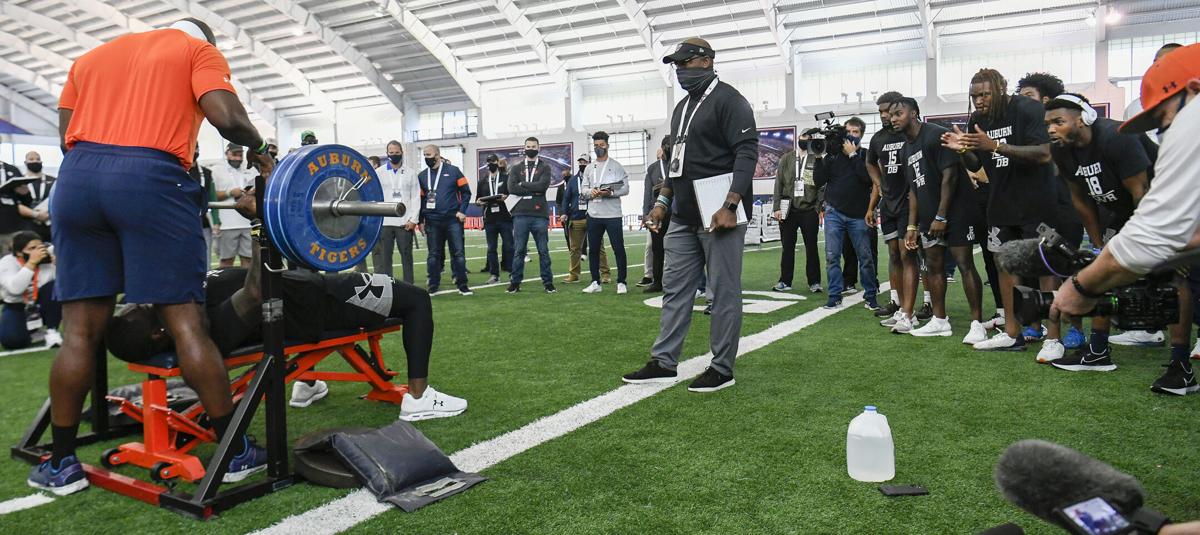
left=846, top=405, right=895, bottom=482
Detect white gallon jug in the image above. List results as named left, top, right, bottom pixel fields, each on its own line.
left=847, top=405, right=895, bottom=482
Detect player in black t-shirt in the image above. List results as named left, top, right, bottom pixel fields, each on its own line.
left=867, top=91, right=925, bottom=329
left=106, top=194, right=466, bottom=422
left=890, top=98, right=985, bottom=341
left=941, top=69, right=1060, bottom=352
left=1041, top=93, right=1190, bottom=375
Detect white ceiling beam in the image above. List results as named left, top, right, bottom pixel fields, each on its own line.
left=0, top=57, right=63, bottom=100
left=758, top=0, right=793, bottom=73
left=494, top=0, right=571, bottom=91
left=0, top=1, right=277, bottom=124
left=377, top=0, right=482, bottom=106
left=263, top=0, right=408, bottom=112
left=159, top=0, right=336, bottom=118
left=0, top=31, right=74, bottom=72
left=917, top=0, right=936, bottom=60
left=613, top=0, right=672, bottom=86
left=0, top=81, right=58, bottom=126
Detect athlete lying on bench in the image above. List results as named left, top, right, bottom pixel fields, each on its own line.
left=106, top=195, right=467, bottom=423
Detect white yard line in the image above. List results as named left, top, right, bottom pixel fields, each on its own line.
left=252, top=278, right=887, bottom=535
left=0, top=494, right=54, bottom=516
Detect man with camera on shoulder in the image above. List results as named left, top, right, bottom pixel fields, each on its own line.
left=814, top=117, right=880, bottom=311
left=1050, top=44, right=1200, bottom=395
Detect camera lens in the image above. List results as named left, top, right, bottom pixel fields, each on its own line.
left=1012, top=286, right=1054, bottom=326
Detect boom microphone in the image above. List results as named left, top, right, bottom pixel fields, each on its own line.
left=995, top=440, right=1145, bottom=528
left=994, top=239, right=1058, bottom=278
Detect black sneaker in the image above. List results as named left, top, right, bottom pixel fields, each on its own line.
left=844, top=284, right=859, bottom=295
left=622, top=360, right=677, bottom=384
left=687, top=367, right=735, bottom=393
left=478, top=266, right=490, bottom=273
left=1051, top=345, right=1117, bottom=372
left=874, top=301, right=900, bottom=318
left=703, top=302, right=713, bottom=315
left=506, top=282, right=521, bottom=294
left=1151, top=361, right=1199, bottom=396
left=457, top=285, right=474, bottom=296
left=427, top=285, right=440, bottom=294
left=636, top=277, right=653, bottom=287
left=916, top=302, right=933, bottom=321
left=643, top=284, right=663, bottom=294
left=544, top=283, right=557, bottom=293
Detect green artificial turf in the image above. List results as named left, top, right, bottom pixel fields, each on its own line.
left=0, top=230, right=1196, bottom=534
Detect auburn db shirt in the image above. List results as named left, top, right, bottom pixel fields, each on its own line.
left=967, top=95, right=1055, bottom=227
left=58, top=29, right=236, bottom=170
left=1051, top=117, right=1157, bottom=225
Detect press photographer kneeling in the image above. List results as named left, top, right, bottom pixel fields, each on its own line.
left=1048, top=44, right=1200, bottom=395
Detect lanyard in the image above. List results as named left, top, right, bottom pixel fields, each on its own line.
left=16, top=258, right=37, bottom=303
left=427, top=163, right=443, bottom=193
left=591, top=160, right=610, bottom=189
left=525, top=159, right=538, bottom=183
left=658, top=160, right=665, bottom=183
left=490, top=172, right=499, bottom=195
left=674, top=76, right=720, bottom=140
left=388, top=165, right=404, bottom=191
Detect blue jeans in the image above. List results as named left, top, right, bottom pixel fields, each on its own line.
left=1, top=281, right=62, bottom=350
left=587, top=217, right=627, bottom=284
left=484, top=220, right=514, bottom=277
left=823, top=205, right=878, bottom=302
left=425, top=218, right=467, bottom=288
left=512, top=216, right=553, bottom=285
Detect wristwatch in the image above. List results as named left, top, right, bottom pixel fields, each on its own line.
left=724, top=201, right=739, bottom=213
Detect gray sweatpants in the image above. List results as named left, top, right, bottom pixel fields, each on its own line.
left=650, top=222, right=746, bottom=377
left=372, top=226, right=415, bottom=283
left=643, top=232, right=654, bottom=279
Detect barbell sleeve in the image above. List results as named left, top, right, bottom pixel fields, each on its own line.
left=208, top=200, right=405, bottom=217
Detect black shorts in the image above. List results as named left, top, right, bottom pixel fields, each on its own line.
left=880, top=210, right=909, bottom=242
left=987, top=220, right=1081, bottom=253
left=920, top=219, right=977, bottom=249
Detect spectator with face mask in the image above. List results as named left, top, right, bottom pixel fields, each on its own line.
left=300, top=130, right=318, bottom=146
left=211, top=143, right=255, bottom=268
left=373, top=141, right=420, bottom=283
left=478, top=153, right=514, bottom=285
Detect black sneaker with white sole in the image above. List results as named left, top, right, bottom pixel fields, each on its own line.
left=687, top=367, right=735, bottom=392
left=1151, top=362, right=1199, bottom=396
left=544, top=283, right=557, bottom=293
left=506, top=282, right=521, bottom=294
left=1051, top=345, right=1117, bottom=372
left=874, top=301, right=899, bottom=318
left=622, top=360, right=678, bottom=384
left=916, top=302, right=933, bottom=321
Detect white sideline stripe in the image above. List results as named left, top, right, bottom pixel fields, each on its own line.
left=252, top=281, right=888, bottom=535
left=0, top=494, right=54, bottom=515
left=0, top=344, right=54, bottom=358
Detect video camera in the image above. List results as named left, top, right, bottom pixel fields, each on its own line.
left=802, top=112, right=847, bottom=156
left=996, top=224, right=1179, bottom=330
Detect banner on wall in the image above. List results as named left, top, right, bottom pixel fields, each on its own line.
left=926, top=103, right=1110, bottom=131
left=475, top=143, right=575, bottom=190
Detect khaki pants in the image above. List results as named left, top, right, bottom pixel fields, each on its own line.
left=567, top=219, right=609, bottom=282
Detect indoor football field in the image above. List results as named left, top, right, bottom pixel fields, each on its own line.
left=1, top=230, right=1197, bottom=534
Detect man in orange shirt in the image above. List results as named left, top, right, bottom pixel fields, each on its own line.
left=30, top=18, right=274, bottom=496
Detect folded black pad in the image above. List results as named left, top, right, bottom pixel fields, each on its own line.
left=329, top=420, right=485, bottom=512
left=294, top=427, right=374, bottom=489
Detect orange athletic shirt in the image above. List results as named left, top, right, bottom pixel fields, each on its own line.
left=58, top=29, right=237, bottom=170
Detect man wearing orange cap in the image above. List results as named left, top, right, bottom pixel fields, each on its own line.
left=1050, top=43, right=1200, bottom=395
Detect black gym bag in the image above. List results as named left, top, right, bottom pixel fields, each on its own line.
left=294, top=421, right=485, bottom=512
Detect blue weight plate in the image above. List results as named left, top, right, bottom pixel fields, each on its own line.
left=265, top=144, right=384, bottom=271
left=264, top=150, right=304, bottom=262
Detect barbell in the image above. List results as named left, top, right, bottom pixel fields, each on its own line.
left=208, top=144, right=405, bottom=272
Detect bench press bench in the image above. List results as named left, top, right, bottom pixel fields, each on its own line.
left=101, top=318, right=408, bottom=484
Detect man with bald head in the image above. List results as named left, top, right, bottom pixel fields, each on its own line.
left=418, top=144, right=473, bottom=295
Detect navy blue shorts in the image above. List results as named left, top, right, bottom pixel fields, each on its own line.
left=52, top=142, right=206, bottom=304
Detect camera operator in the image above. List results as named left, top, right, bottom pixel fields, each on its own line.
left=1051, top=45, right=1200, bottom=395
left=814, top=117, right=880, bottom=310
left=1042, top=93, right=1167, bottom=375
left=0, top=231, right=61, bottom=349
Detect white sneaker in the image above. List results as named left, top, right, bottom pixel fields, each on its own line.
left=289, top=380, right=329, bottom=408
left=891, top=315, right=918, bottom=334
left=617, top=283, right=628, bottom=295
left=962, top=321, right=988, bottom=345
left=911, top=317, right=952, bottom=337
left=1037, top=339, right=1065, bottom=364
left=982, top=311, right=1006, bottom=330
left=1192, top=338, right=1200, bottom=360
left=974, top=332, right=1025, bottom=351
left=1109, top=330, right=1165, bottom=346
left=583, top=281, right=602, bottom=294
left=880, top=310, right=902, bottom=328
left=44, top=328, right=63, bottom=348
left=399, top=386, right=467, bottom=421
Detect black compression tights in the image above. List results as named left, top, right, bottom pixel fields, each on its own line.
left=389, top=281, right=433, bottom=379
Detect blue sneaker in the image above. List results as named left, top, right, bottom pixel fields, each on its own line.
left=1022, top=325, right=1046, bottom=342
left=28, top=455, right=88, bottom=496
left=864, top=298, right=881, bottom=311
left=1063, top=326, right=1086, bottom=349
left=223, top=437, right=268, bottom=483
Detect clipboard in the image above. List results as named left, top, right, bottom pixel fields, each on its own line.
left=693, top=173, right=748, bottom=230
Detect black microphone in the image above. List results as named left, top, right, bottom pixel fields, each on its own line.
left=994, top=239, right=1064, bottom=278
left=995, top=440, right=1145, bottom=529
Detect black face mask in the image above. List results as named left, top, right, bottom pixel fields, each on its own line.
left=227, top=159, right=242, bottom=169
left=525, top=149, right=539, bottom=158
left=388, top=154, right=403, bottom=165
left=424, top=157, right=439, bottom=168
left=301, top=139, right=317, bottom=146
left=594, top=147, right=607, bottom=158
left=25, top=162, right=42, bottom=174
left=487, top=163, right=498, bottom=172
left=268, top=151, right=278, bottom=160
left=578, top=165, right=587, bottom=174
left=676, top=66, right=715, bottom=94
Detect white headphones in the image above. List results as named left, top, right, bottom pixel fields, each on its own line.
left=1052, top=94, right=1098, bottom=126
left=168, top=20, right=209, bottom=43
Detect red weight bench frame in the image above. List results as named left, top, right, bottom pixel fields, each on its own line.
left=102, top=319, right=408, bottom=483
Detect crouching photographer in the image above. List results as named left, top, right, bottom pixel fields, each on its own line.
left=1049, top=44, right=1200, bottom=395
left=0, top=231, right=62, bottom=349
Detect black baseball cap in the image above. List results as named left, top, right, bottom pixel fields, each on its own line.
left=663, top=38, right=715, bottom=64
left=486, top=153, right=499, bottom=163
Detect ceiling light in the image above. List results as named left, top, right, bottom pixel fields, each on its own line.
left=292, top=27, right=304, bottom=37
left=1104, top=11, right=1122, bottom=25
